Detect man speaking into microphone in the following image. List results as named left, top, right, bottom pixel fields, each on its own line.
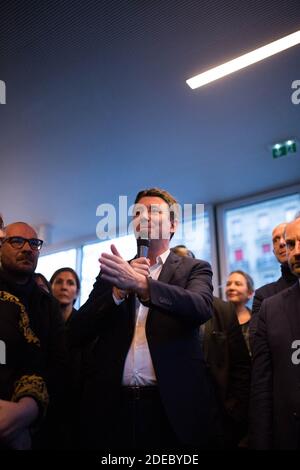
left=69, top=188, right=218, bottom=450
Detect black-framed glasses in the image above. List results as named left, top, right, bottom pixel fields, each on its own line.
left=2, top=236, right=43, bottom=251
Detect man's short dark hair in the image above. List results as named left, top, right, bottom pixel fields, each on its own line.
left=135, top=187, right=179, bottom=221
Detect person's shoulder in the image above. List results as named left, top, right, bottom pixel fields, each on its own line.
left=213, top=296, right=227, bottom=311
left=212, top=297, right=236, bottom=327
left=255, top=280, right=278, bottom=298
left=213, top=296, right=234, bottom=312
left=255, top=275, right=295, bottom=299
left=0, top=290, right=25, bottom=314
left=32, top=283, right=61, bottom=311
left=33, top=283, right=53, bottom=301
left=168, top=251, right=211, bottom=269
left=0, top=289, right=22, bottom=303
left=262, top=283, right=298, bottom=309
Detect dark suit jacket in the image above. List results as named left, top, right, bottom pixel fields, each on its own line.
left=203, top=298, right=251, bottom=436
left=69, top=251, right=218, bottom=448
left=249, top=263, right=297, bottom=350
left=250, top=282, right=300, bottom=449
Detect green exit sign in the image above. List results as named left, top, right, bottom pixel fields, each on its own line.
left=272, top=139, right=297, bottom=159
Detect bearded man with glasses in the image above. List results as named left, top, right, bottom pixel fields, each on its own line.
left=0, top=217, right=49, bottom=449
left=0, top=221, right=67, bottom=449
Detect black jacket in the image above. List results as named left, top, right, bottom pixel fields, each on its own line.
left=249, top=263, right=298, bottom=350
left=203, top=297, right=251, bottom=446
left=250, top=282, right=300, bottom=449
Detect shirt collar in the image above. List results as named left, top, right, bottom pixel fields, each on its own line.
left=150, top=249, right=170, bottom=271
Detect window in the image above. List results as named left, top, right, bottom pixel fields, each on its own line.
left=170, top=211, right=212, bottom=263
left=80, top=235, right=137, bottom=306
left=37, top=249, right=77, bottom=281
left=217, top=187, right=300, bottom=297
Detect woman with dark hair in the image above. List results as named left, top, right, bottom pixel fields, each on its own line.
left=225, top=270, right=254, bottom=355
left=50, top=268, right=80, bottom=325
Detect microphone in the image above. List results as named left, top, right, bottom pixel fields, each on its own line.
left=137, top=237, right=149, bottom=258
left=136, top=233, right=150, bottom=304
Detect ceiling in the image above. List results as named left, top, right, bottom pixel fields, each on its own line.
left=0, top=0, right=300, bottom=247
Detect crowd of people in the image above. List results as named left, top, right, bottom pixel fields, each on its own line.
left=0, top=187, right=299, bottom=450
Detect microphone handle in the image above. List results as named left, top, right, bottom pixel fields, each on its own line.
left=137, top=245, right=149, bottom=258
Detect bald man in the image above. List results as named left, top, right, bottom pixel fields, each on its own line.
left=249, top=222, right=297, bottom=348
left=250, top=218, right=300, bottom=449
left=0, top=222, right=67, bottom=449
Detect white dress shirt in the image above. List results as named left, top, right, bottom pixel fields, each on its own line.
left=122, top=249, right=170, bottom=386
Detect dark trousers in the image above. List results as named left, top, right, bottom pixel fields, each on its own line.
left=112, top=386, right=179, bottom=450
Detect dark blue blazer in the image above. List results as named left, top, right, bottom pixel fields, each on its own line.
left=69, top=251, right=218, bottom=448
left=250, top=282, right=300, bottom=449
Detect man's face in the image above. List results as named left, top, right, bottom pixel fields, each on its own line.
left=0, top=223, right=40, bottom=276
left=133, top=196, right=176, bottom=240
left=285, top=219, right=300, bottom=278
left=272, top=223, right=287, bottom=264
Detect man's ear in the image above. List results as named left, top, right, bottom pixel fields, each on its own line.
left=170, top=218, right=178, bottom=235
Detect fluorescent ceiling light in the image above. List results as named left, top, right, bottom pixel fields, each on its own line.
left=186, top=30, right=300, bottom=89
